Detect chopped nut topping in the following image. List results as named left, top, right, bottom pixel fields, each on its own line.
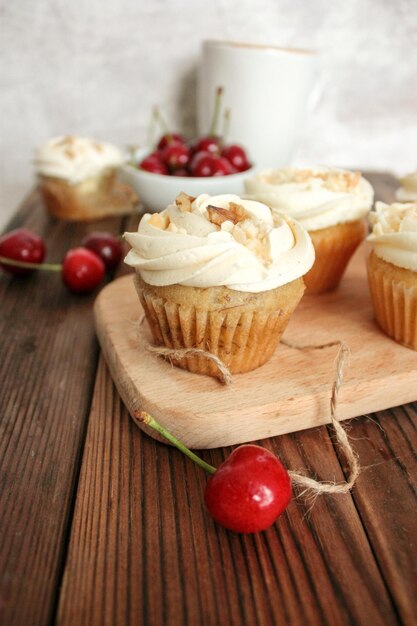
left=93, top=141, right=104, bottom=152
left=228, top=202, right=249, bottom=222
left=65, top=148, right=75, bottom=159
left=240, top=219, right=259, bottom=240
left=231, top=225, right=247, bottom=244
left=291, top=169, right=361, bottom=190
left=175, top=192, right=194, bottom=212
left=266, top=168, right=361, bottom=191
left=207, top=205, right=235, bottom=226
left=148, top=213, right=169, bottom=229
left=207, top=202, right=249, bottom=226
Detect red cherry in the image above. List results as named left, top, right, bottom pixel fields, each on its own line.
left=162, top=143, right=190, bottom=171
left=211, top=156, right=237, bottom=176
left=191, top=136, right=221, bottom=155
left=81, top=231, right=123, bottom=271
left=221, top=144, right=251, bottom=172
left=62, top=247, right=105, bottom=294
left=140, top=152, right=168, bottom=175
left=204, top=445, right=292, bottom=533
left=0, top=228, right=46, bottom=276
left=190, top=153, right=216, bottom=177
left=189, top=150, right=210, bottom=169
left=157, top=133, right=185, bottom=150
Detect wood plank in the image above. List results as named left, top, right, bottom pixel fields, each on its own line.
left=57, top=356, right=399, bottom=626
left=0, top=191, right=129, bottom=626
left=333, top=406, right=417, bottom=625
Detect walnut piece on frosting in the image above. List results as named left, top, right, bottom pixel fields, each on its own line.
left=207, top=202, right=249, bottom=226
left=175, top=192, right=194, bottom=212
left=148, top=212, right=170, bottom=229
left=149, top=194, right=272, bottom=264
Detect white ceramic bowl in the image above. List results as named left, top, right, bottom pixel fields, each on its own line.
left=119, top=149, right=256, bottom=212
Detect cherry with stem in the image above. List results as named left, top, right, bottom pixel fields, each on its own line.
left=1, top=228, right=121, bottom=275
left=136, top=410, right=292, bottom=533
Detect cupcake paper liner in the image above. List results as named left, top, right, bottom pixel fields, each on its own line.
left=305, top=219, right=367, bottom=294
left=38, top=171, right=136, bottom=221
left=135, top=274, right=305, bottom=378
left=367, top=252, right=417, bottom=350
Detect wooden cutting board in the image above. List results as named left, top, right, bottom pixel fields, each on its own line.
left=94, top=243, right=417, bottom=448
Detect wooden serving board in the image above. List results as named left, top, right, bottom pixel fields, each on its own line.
left=94, top=243, right=417, bottom=448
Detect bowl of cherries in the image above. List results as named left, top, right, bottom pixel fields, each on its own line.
left=121, top=89, right=255, bottom=211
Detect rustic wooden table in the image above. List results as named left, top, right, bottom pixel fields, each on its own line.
left=0, top=174, right=416, bottom=626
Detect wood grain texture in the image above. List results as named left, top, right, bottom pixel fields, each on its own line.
left=3, top=174, right=417, bottom=626
left=56, top=173, right=415, bottom=626
left=335, top=405, right=417, bottom=625
left=57, top=356, right=401, bottom=626
left=94, top=243, right=417, bottom=447
left=0, top=191, right=129, bottom=626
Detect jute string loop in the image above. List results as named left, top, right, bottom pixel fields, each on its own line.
left=137, top=315, right=233, bottom=385
left=288, top=342, right=360, bottom=495
left=146, top=344, right=234, bottom=385
left=138, top=315, right=360, bottom=494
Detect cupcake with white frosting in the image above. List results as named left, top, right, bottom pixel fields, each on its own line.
left=396, top=171, right=417, bottom=202
left=367, top=201, right=417, bottom=350
left=35, top=135, right=136, bottom=221
left=124, top=192, right=315, bottom=377
left=245, top=167, right=374, bottom=293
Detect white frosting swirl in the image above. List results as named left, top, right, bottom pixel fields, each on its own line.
left=34, top=135, right=124, bottom=184
left=244, top=167, right=374, bottom=231
left=124, top=193, right=315, bottom=292
left=395, top=172, right=417, bottom=202
left=367, top=201, right=417, bottom=271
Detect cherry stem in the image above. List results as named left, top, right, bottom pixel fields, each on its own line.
left=154, top=107, right=175, bottom=146
left=153, top=106, right=167, bottom=132
left=136, top=410, right=216, bottom=475
left=208, top=86, right=224, bottom=137
left=222, top=108, right=231, bottom=143
left=147, top=108, right=158, bottom=150
left=0, top=256, right=62, bottom=272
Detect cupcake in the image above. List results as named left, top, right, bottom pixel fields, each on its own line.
left=35, top=135, right=137, bottom=221
left=367, top=201, right=417, bottom=350
left=396, top=171, right=417, bottom=202
left=245, top=167, right=374, bottom=294
left=124, top=192, right=315, bottom=378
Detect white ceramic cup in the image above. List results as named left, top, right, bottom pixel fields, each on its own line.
left=197, top=40, right=317, bottom=168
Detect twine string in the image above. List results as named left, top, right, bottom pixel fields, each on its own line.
left=288, top=342, right=360, bottom=494
left=147, top=344, right=233, bottom=385
left=137, top=315, right=360, bottom=494
left=137, top=315, right=233, bottom=385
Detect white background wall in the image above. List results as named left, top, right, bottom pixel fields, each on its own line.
left=1, top=0, right=416, bottom=229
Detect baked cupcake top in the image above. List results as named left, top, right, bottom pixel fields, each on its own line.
left=396, top=172, right=417, bottom=202
left=34, top=135, right=124, bottom=184
left=244, top=167, right=374, bottom=231
left=124, top=193, right=315, bottom=293
left=368, top=201, right=417, bottom=271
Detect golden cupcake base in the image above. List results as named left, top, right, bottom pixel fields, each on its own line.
left=305, top=219, right=367, bottom=294
left=38, top=170, right=137, bottom=222
left=134, top=274, right=305, bottom=377
left=367, top=251, right=417, bottom=350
